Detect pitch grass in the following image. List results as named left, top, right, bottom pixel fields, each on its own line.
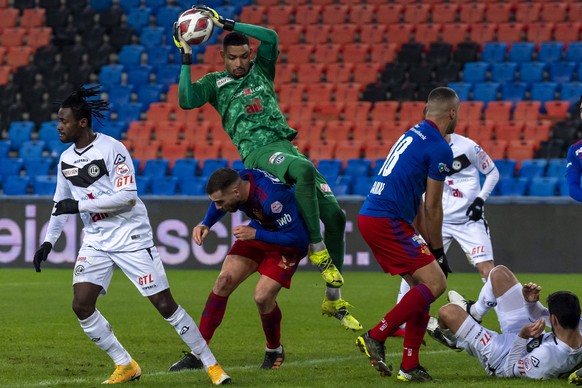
left=0, top=268, right=580, bottom=387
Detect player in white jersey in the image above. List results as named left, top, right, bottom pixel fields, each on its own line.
left=31, top=86, right=231, bottom=385
left=393, top=134, right=500, bottom=336
left=428, top=265, right=582, bottom=380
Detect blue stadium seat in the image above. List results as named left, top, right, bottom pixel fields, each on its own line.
left=24, top=158, right=52, bottom=178
left=481, top=42, right=507, bottom=63
left=215, top=5, right=237, bottom=20
left=318, top=159, right=343, bottom=182
left=19, top=141, right=45, bottom=160
left=99, top=122, right=126, bottom=140
left=47, top=140, right=69, bottom=158
left=331, top=182, right=350, bottom=196
left=201, top=158, right=229, bottom=177
left=8, top=121, right=34, bottom=151
left=546, top=158, right=567, bottom=178
left=538, top=42, right=564, bottom=63
left=140, top=27, right=165, bottom=50
left=99, top=64, right=124, bottom=87
left=501, top=82, right=527, bottom=104
left=231, top=160, right=244, bottom=170
left=3, top=175, right=30, bottom=195
left=127, top=7, right=152, bottom=34
left=494, top=159, right=517, bottom=178
left=0, top=140, right=11, bottom=158
left=372, top=158, right=385, bottom=175
left=155, top=64, right=180, bottom=88
left=530, top=82, right=559, bottom=105
left=38, top=122, right=59, bottom=143
left=0, top=158, right=23, bottom=183
left=33, top=175, right=57, bottom=195
left=155, top=6, right=181, bottom=29
left=566, top=42, right=582, bottom=62
left=529, top=177, right=559, bottom=196
left=179, top=176, right=208, bottom=195
left=558, top=178, right=569, bottom=197
left=90, top=0, right=113, bottom=12
left=119, top=0, right=140, bottom=13
left=126, top=65, right=153, bottom=86
left=151, top=176, right=178, bottom=195
left=116, top=103, right=144, bottom=124
left=519, top=62, right=546, bottom=85
left=344, top=159, right=371, bottom=178
left=146, top=46, right=171, bottom=67
left=462, top=62, right=489, bottom=83
left=472, top=82, right=500, bottom=104
left=448, top=82, right=472, bottom=101
left=497, top=177, right=528, bottom=196
left=518, top=159, right=547, bottom=179
left=560, top=82, right=582, bottom=110
left=136, top=175, right=151, bottom=196
left=171, top=159, right=199, bottom=179
left=119, top=45, right=146, bottom=67
left=142, top=159, right=169, bottom=178
left=137, top=84, right=164, bottom=110
left=180, top=0, right=224, bottom=8
left=352, top=176, right=374, bottom=196
left=491, top=62, right=518, bottom=83
left=106, top=85, right=134, bottom=110
left=145, top=0, right=166, bottom=12
left=548, top=62, right=575, bottom=83
left=508, top=42, right=535, bottom=63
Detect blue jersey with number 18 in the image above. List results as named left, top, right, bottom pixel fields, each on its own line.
left=359, top=120, right=454, bottom=223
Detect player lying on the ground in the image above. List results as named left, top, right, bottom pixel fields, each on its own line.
left=170, top=168, right=309, bottom=371
left=427, top=265, right=582, bottom=380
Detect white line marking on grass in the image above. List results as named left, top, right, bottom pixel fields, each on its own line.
left=21, top=349, right=454, bottom=387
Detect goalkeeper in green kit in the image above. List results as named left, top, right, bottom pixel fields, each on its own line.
left=173, top=5, right=362, bottom=334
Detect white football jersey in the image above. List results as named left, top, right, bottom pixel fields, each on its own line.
left=54, top=133, right=153, bottom=252
left=442, top=134, right=496, bottom=224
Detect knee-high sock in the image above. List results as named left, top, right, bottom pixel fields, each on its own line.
left=287, top=159, right=322, bottom=244
left=79, top=310, right=132, bottom=365
left=165, top=305, right=216, bottom=369
left=319, top=197, right=346, bottom=272
left=401, top=308, right=430, bottom=370
left=199, top=292, right=229, bottom=344
left=474, top=276, right=496, bottom=318
left=260, top=304, right=282, bottom=350
left=369, top=284, right=435, bottom=342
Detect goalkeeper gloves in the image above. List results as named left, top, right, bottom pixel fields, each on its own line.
left=53, top=199, right=79, bottom=216
left=193, top=5, right=235, bottom=31
left=430, top=247, right=452, bottom=278
left=173, top=21, right=193, bottom=65
left=33, top=242, right=52, bottom=272
left=466, top=197, right=485, bottom=221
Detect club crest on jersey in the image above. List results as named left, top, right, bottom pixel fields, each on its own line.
left=452, top=160, right=462, bottom=171
left=271, top=201, right=283, bottom=213
left=62, top=167, right=79, bottom=177
left=438, top=162, right=450, bottom=173
left=113, top=154, right=126, bottom=165
left=216, top=76, right=233, bottom=87
left=269, top=152, right=285, bottom=165
left=74, top=265, right=85, bottom=276
left=88, top=164, right=101, bottom=177
left=116, top=163, right=130, bottom=176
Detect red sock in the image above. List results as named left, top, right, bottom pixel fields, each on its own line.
left=260, top=304, right=282, bottom=350
left=199, top=292, right=229, bottom=344
left=369, top=284, right=434, bottom=342
left=401, top=309, right=430, bottom=370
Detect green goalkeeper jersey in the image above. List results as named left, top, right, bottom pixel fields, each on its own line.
left=178, top=23, right=297, bottom=160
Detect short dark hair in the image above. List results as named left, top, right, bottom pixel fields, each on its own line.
left=427, top=86, right=458, bottom=104
left=547, top=291, right=581, bottom=330
left=206, top=168, right=240, bottom=195
left=223, top=31, right=249, bottom=50
left=59, top=85, right=109, bottom=128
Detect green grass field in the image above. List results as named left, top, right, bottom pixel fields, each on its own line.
left=0, top=268, right=579, bottom=387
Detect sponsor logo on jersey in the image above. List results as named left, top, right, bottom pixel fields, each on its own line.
left=269, top=152, right=285, bottom=165
left=320, top=183, right=332, bottom=192
left=74, top=158, right=89, bottom=164
left=410, top=126, right=426, bottom=140
left=88, top=164, right=101, bottom=177
left=245, top=98, right=263, bottom=114
left=62, top=167, right=79, bottom=177
left=523, top=357, right=532, bottom=371
left=531, top=356, right=539, bottom=368
left=74, top=265, right=85, bottom=275
left=113, top=154, right=126, bottom=165
left=438, top=162, right=450, bottom=173
left=452, top=160, right=462, bottom=170
left=275, top=213, right=292, bottom=227
left=217, top=76, right=233, bottom=87
left=233, top=85, right=264, bottom=99
left=271, top=201, right=283, bottom=213
left=116, top=163, right=130, bottom=176
left=77, top=256, right=87, bottom=261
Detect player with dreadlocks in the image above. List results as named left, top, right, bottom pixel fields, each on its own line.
left=32, top=86, right=231, bottom=385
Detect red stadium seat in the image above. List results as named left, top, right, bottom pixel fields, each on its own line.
left=413, top=23, right=442, bottom=46
left=352, top=63, right=381, bottom=86
left=256, top=0, right=279, bottom=5
left=133, top=140, right=161, bottom=170
left=127, top=121, right=154, bottom=143
left=202, top=45, right=223, bottom=66
left=432, top=3, right=459, bottom=24
left=386, top=24, right=414, bottom=49
left=220, top=142, right=241, bottom=164
left=523, top=120, right=551, bottom=142
left=352, top=119, right=380, bottom=142
left=469, top=23, right=497, bottom=45
left=21, top=8, right=46, bottom=28
left=526, top=23, right=555, bottom=45
left=0, top=7, right=18, bottom=30
left=459, top=101, right=484, bottom=122
left=308, top=140, right=337, bottom=164
left=569, top=3, right=582, bottom=23
left=274, top=63, right=295, bottom=85
left=459, top=3, right=486, bottom=23
left=295, top=5, right=322, bottom=25
left=266, top=5, right=294, bottom=25
left=485, top=3, right=512, bottom=23
left=311, top=0, right=334, bottom=5
left=377, top=4, right=403, bottom=25
left=513, top=101, right=541, bottom=122
left=515, top=2, right=541, bottom=23
left=297, top=119, right=325, bottom=143
left=341, top=43, right=370, bottom=64
left=540, top=3, right=568, bottom=23
left=183, top=121, right=211, bottom=146
left=495, top=121, right=524, bottom=142
left=335, top=140, right=363, bottom=164
left=276, top=25, right=303, bottom=46
left=441, top=23, right=470, bottom=48
left=322, top=4, right=349, bottom=25
left=160, top=142, right=189, bottom=168
left=379, top=121, right=412, bottom=144
left=284, top=0, right=307, bottom=5
left=364, top=141, right=392, bottom=161
left=348, top=4, right=375, bottom=24
left=465, top=120, right=495, bottom=143
left=329, top=24, right=358, bottom=44
left=485, top=101, right=513, bottom=122
left=370, top=43, right=397, bottom=67
left=0, top=27, right=26, bottom=47
left=26, top=27, right=52, bottom=50
left=371, top=101, right=399, bottom=122
left=284, top=44, right=314, bottom=65
left=404, top=3, right=431, bottom=24
left=5, top=47, right=31, bottom=68
left=507, top=140, right=537, bottom=167
left=324, top=120, right=352, bottom=142
left=313, top=44, right=341, bottom=64
left=334, top=83, right=361, bottom=103
left=544, top=100, right=571, bottom=119
left=239, top=6, right=266, bottom=25
left=192, top=142, right=220, bottom=161
left=304, top=24, right=331, bottom=45
left=496, top=23, right=524, bottom=45
left=554, top=22, right=581, bottom=43
left=326, top=62, right=354, bottom=84
left=305, top=83, right=335, bottom=102
left=359, top=24, right=387, bottom=45
left=0, top=65, right=10, bottom=84
left=154, top=121, right=184, bottom=144
left=287, top=101, right=316, bottom=124
left=343, top=101, right=372, bottom=123
left=147, top=102, right=174, bottom=123
left=295, top=63, right=325, bottom=84
left=313, top=102, right=344, bottom=122
left=479, top=139, right=507, bottom=160
left=399, top=101, right=424, bottom=122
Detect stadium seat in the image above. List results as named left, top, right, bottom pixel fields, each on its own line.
left=119, top=45, right=145, bottom=67
left=136, top=84, right=163, bottom=110
left=529, top=177, right=559, bottom=196
left=538, top=42, right=564, bottom=63
left=469, top=23, right=497, bottom=45
left=386, top=24, right=414, bottom=49
left=117, top=103, right=144, bottom=125
left=317, top=159, right=342, bottom=182
left=150, top=176, right=178, bottom=195
left=540, top=2, right=567, bottom=23
left=284, top=44, right=314, bottom=65
left=24, top=158, right=52, bottom=179
left=546, top=158, right=567, bottom=178
left=497, top=177, right=528, bottom=196
left=3, top=175, right=30, bottom=195
left=526, top=22, right=554, bottom=45
left=491, top=62, right=518, bottom=83
left=142, top=159, right=169, bottom=178
left=343, top=159, right=371, bottom=178
left=8, top=122, right=34, bottom=151
left=462, top=62, right=489, bottom=83
left=531, top=83, right=559, bottom=106
left=493, top=159, right=517, bottom=179
left=485, top=3, right=511, bottom=23
left=554, top=22, right=581, bottom=43
left=495, top=121, right=523, bottom=142
left=440, top=23, right=469, bottom=48
left=523, top=120, right=551, bottom=143
left=0, top=7, right=18, bottom=29
left=501, top=83, right=527, bottom=105
left=480, top=139, right=507, bottom=160
left=497, top=23, right=525, bottom=45
left=459, top=3, right=485, bottom=23
left=380, top=121, right=412, bottom=144
left=544, top=101, right=571, bottom=119
left=305, top=83, right=335, bottom=102
left=309, top=140, right=337, bottom=163
left=352, top=176, right=374, bottom=196
left=155, top=64, right=181, bottom=87
left=294, top=4, right=321, bottom=25
left=296, top=63, right=325, bottom=84
left=171, top=158, right=199, bottom=179
left=548, top=62, right=575, bottom=83
left=276, top=25, right=302, bottom=46
left=266, top=5, right=294, bottom=25
left=448, top=82, right=472, bottom=102
left=473, top=82, right=500, bottom=105
left=178, top=176, right=208, bottom=196
left=99, top=64, right=124, bottom=87
left=559, top=82, right=582, bottom=109
left=515, top=2, right=542, bottom=23
left=0, top=140, right=10, bottom=158
left=127, top=65, right=153, bottom=86
left=508, top=42, right=535, bottom=63
left=19, top=140, right=45, bottom=161
left=371, top=101, right=399, bottom=122
left=377, top=3, right=402, bottom=25
left=519, top=62, right=546, bottom=84
left=459, top=101, right=483, bottom=122
left=399, top=101, right=424, bottom=122
left=322, top=4, right=349, bottom=25
left=136, top=175, right=151, bottom=196
left=404, top=3, right=431, bottom=24
left=201, top=158, right=228, bottom=177
left=359, top=24, right=387, bottom=45
left=518, top=159, right=547, bottom=179
left=33, top=175, right=57, bottom=196
left=507, top=140, right=537, bottom=167
left=304, top=25, right=331, bottom=45
left=513, top=101, right=541, bottom=121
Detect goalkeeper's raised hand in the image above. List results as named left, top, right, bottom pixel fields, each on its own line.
left=173, top=21, right=192, bottom=65
left=193, top=5, right=235, bottom=31
left=33, top=242, right=52, bottom=272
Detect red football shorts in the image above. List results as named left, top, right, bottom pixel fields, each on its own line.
left=358, top=214, right=434, bottom=276
left=229, top=239, right=306, bottom=289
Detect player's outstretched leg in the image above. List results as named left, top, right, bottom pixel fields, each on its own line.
left=308, top=244, right=344, bottom=286
left=355, top=331, right=392, bottom=377
left=447, top=290, right=483, bottom=323
left=102, top=359, right=141, bottom=384
left=426, top=317, right=462, bottom=352
left=321, top=297, right=362, bottom=331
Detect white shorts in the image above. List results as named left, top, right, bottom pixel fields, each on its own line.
left=73, top=245, right=170, bottom=297
left=453, top=284, right=530, bottom=376
left=443, top=220, right=494, bottom=266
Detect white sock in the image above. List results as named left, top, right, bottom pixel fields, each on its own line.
left=310, top=241, right=326, bottom=252
left=266, top=345, right=283, bottom=352
left=79, top=310, right=132, bottom=365
left=397, top=278, right=410, bottom=304
left=165, top=305, right=216, bottom=370
left=474, top=277, right=496, bottom=319
left=325, top=287, right=340, bottom=301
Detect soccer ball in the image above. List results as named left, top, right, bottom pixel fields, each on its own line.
left=177, top=9, right=214, bottom=46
